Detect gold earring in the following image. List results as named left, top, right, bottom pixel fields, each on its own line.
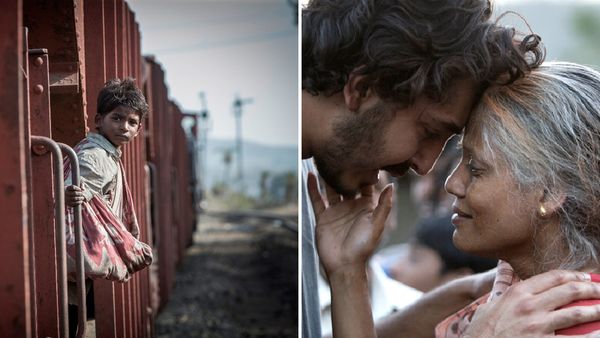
left=540, top=206, right=547, bottom=217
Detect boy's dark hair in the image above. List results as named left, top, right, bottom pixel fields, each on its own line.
left=97, top=78, right=149, bottom=120
left=302, top=0, right=545, bottom=105
left=415, top=214, right=498, bottom=274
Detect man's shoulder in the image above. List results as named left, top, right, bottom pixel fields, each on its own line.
left=302, top=159, right=316, bottom=175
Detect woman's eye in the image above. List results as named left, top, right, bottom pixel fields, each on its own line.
left=466, top=158, right=482, bottom=176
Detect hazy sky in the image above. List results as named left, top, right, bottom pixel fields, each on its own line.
left=128, top=0, right=298, bottom=147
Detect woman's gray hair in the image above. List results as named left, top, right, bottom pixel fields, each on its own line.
left=467, top=62, right=600, bottom=270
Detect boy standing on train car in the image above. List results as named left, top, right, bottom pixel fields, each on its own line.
left=64, top=78, right=149, bottom=337
left=65, top=77, right=148, bottom=213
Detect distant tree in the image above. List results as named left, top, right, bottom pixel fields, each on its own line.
left=284, top=171, right=297, bottom=204
left=260, top=170, right=271, bottom=203
left=222, top=149, right=233, bottom=184
left=288, top=0, right=298, bottom=26
left=574, top=10, right=600, bottom=40
left=570, top=9, right=600, bottom=65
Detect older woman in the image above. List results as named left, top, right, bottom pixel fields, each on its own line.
left=438, top=61, right=600, bottom=336
left=307, top=61, right=600, bottom=338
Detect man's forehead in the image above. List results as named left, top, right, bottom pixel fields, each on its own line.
left=425, top=80, right=478, bottom=127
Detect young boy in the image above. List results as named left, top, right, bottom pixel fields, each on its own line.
left=65, top=78, right=148, bottom=215
left=64, top=78, right=149, bottom=337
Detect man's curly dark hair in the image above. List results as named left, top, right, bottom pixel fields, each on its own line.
left=302, top=0, right=545, bottom=105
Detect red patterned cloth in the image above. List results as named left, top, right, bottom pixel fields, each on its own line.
left=435, top=260, right=517, bottom=337
left=435, top=261, right=600, bottom=337
left=64, top=140, right=153, bottom=282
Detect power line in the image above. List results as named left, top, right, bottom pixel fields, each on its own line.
left=141, top=8, right=288, bottom=31
left=150, top=28, right=295, bottom=55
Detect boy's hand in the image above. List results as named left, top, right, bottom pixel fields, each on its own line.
left=65, top=185, right=85, bottom=207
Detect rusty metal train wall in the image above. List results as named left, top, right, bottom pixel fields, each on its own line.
left=0, top=0, right=198, bottom=337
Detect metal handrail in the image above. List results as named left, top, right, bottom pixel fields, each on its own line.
left=58, top=142, right=86, bottom=338
left=30, top=136, right=68, bottom=338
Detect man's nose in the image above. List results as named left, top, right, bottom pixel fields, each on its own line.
left=411, top=139, right=446, bottom=175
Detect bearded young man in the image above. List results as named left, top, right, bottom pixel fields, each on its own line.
left=301, top=1, right=600, bottom=337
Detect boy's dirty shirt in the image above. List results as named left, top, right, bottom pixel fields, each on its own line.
left=65, top=131, right=144, bottom=304
left=65, top=132, right=125, bottom=225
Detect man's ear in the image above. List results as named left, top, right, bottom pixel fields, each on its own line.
left=538, top=189, right=566, bottom=219
left=343, top=72, right=370, bottom=112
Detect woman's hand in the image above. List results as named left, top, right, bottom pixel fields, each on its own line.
left=464, top=270, right=600, bottom=337
left=306, top=172, right=394, bottom=278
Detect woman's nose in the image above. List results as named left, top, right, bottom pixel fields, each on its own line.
left=445, top=162, right=466, bottom=198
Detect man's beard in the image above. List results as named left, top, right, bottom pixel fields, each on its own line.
left=313, top=150, right=357, bottom=196
left=312, top=103, right=395, bottom=196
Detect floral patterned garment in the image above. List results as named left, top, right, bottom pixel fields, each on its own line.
left=435, top=261, right=519, bottom=338
left=436, top=261, right=600, bottom=337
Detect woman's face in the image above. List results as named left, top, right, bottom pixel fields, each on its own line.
left=444, top=135, right=541, bottom=261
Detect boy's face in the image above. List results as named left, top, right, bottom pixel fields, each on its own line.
left=95, top=105, right=141, bottom=148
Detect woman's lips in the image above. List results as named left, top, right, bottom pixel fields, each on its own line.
left=451, top=206, right=472, bottom=225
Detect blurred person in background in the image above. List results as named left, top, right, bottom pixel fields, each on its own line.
left=385, top=214, right=497, bottom=293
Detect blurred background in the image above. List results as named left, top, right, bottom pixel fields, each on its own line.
left=130, top=0, right=299, bottom=211
left=126, top=1, right=300, bottom=336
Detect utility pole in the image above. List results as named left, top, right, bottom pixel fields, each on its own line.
left=183, top=92, right=210, bottom=207
left=232, top=94, right=253, bottom=191
left=198, top=92, right=210, bottom=198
